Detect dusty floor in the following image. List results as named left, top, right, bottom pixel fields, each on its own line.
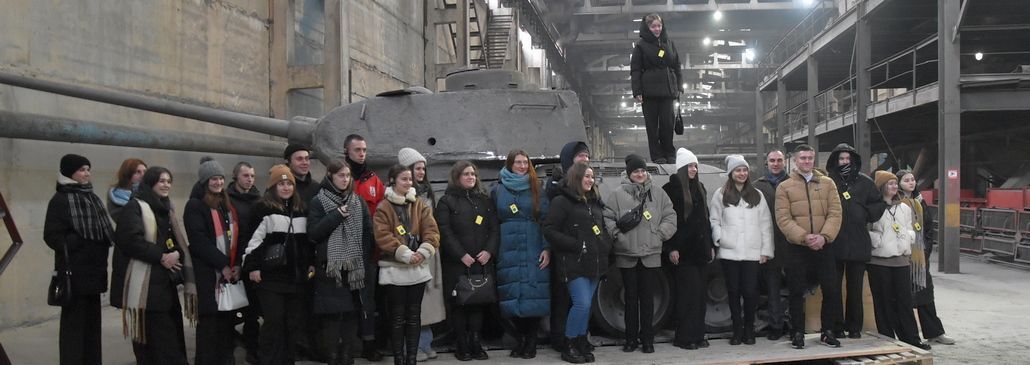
left=2, top=254, right=1027, bottom=364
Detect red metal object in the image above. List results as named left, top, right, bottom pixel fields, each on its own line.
left=1025, top=187, right=1030, bottom=210
left=986, top=188, right=1025, bottom=210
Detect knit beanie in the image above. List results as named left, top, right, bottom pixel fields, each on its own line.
left=267, top=164, right=296, bottom=190
left=724, top=154, right=749, bottom=174
left=874, top=170, right=897, bottom=190
left=675, top=148, right=698, bottom=171
left=625, top=154, right=648, bottom=174
left=398, top=147, right=427, bottom=167
left=60, top=154, right=91, bottom=178
left=283, top=143, right=311, bottom=161
left=197, top=156, right=226, bottom=183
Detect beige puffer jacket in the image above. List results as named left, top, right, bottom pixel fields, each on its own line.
left=774, top=169, right=843, bottom=246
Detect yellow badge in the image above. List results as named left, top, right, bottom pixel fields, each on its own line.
left=592, top=225, right=601, bottom=236
left=658, top=49, right=665, bottom=58
left=892, top=223, right=901, bottom=233
left=643, top=211, right=652, bottom=220
left=510, top=204, right=519, bottom=214
left=475, top=215, right=484, bottom=225
left=914, top=222, right=922, bottom=231
left=396, top=225, right=407, bottom=235
left=843, top=191, right=852, bottom=200
left=165, top=238, right=175, bottom=249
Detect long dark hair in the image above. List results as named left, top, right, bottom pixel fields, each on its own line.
left=676, top=165, right=706, bottom=221
left=261, top=180, right=306, bottom=213
left=505, top=149, right=541, bottom=219
left=325, top=159, right=354, bottom=195
left=722, top=174, right=761, bottom=208
left=409, top=160, right=436, bottom=203
left=565, top=162, right=598, bottom=199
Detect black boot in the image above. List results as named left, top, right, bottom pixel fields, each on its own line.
left=743, top=325, right=756, bottom=345
left=509, top=334, right=525, bottom=358
left=560, top=339, right=586, bottom=364
left=405, top=306, right=421, bottom=365
left=550, top=336, right=566, bottom=353
left=470, top=332, right=489, bottom=360
left=522, top=334, right=537, bottom=359
left=362, top=340, right=383, bottom=362
left=390, top=305, right=406, bottom=365
left=791, top=331, right=806, bottom=349
left=730, top=325, right=742, bottom=346
left=341, top=341, right=354, bottom=365
left=455, top=334, right=473, bottom=361
left=575, top=336, right=595, bottom=363
left=622, top=338, right=639, bottom=353
left=641, top=337, right=655, bottom=354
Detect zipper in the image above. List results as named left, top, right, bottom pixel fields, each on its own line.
left=805, top=179, right=815, bottom=234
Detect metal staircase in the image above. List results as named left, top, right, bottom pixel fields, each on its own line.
left=483, top=8, right=514, bottom=69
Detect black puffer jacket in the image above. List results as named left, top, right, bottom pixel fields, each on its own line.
left=111, top=189, right=182, bottom=311
left=754, top=173, right=790, bottom=268
left=631, top=18, right=682, bottom=99
left=436, top=187, right=500, bottom=295
left=228, top=182, right=262, bottom=252
left=43, top=184, right=112, bottom=296
left=662, top=173, right=714, bottom=266
left=543, top=186, right=613, bottom=282
left=242, top=201, right=312, bottom=293
left=826, top=143, right=888, bottom=262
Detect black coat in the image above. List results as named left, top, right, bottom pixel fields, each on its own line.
left=183, top=182, right=240, bottom=314
left=754, top=174, right=790, bottom=268
left=826, top=144, right=889, bottom=262
left=111, top=194, right=182, bottom=311
left=436, top=187, right=500, bottom=294
left=43, top=188, right=111, bottom=296
left=662, top=174, right=714, bottom=266
left=242, top=202, right=312, bottom=293
left=228, top=182, right=261, bottom=252
left=295, top=173, right=320, bottom=204
left=631, top=20, right=682, bottom=99
left=307, top=183, right=376, bottom=314
left=543, top=186, right=613, bottom=282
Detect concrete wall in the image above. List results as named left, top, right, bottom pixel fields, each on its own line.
left=348, top=0, right=426, bottom=100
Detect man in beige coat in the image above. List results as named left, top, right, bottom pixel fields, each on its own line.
left=774, top=144, right=843, bottom=349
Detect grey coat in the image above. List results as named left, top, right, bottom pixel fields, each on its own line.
left=602, top=174, right=678, bottom=268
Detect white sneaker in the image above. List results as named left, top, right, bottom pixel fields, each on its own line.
left=426, top=348, right=438, bottom=359
left=930, top=334, right=956, bottom=345
left=416, top=350, right=429, bottom=362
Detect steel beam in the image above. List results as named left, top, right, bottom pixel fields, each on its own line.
left=938, top=0, right=961, bottom=273
left=754, top=87, right=764, bottom=169
left=776, top=76, right=786, bottom=147
left=806, top=57, right=819, bottom=151
left=573, top=0, right=819, bottom=16
left=855, top=1, right=871, bottom=171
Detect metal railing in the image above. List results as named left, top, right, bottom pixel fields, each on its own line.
left=759, top=1, right=840, bottom=69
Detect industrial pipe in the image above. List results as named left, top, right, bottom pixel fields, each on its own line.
left=0, top=110, right=286, bottom=157
left=0, top=72, right=313, bottom=143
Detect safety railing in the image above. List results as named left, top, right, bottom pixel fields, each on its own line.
left=759, top=1, right=840, bottom=69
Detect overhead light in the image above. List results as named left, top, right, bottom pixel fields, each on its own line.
left=633, top=30, right=639, bottom=33
left=974, top=52, right=984, bottom=61
left=683, top=83, right=689, bottom=90
left=713, top=10, right=723, bottom=21
left=621, top=102, right=627, bottom=108
left=702, top=36, right=711, bottom=46
left=744, top=48, right=755, bottom=61
left=803, top=0, right=815, bottom=6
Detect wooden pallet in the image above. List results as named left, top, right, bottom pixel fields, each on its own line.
left=834, top=346, right=933, bottom=365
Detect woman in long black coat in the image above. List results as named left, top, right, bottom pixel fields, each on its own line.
left=43, top=154, right=114, bottom=365
left=112, top=166, right=196, bottom=364
left=436, top=161, right=500, bottom=361
left=662, top=148, right=714, bottom=350
left=630, top=13, right=682, bottom=163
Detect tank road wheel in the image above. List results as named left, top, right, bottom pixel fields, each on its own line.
left=590, top=268, right=673, bottom=336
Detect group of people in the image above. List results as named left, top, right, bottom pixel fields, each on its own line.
left=43, top=135, right=954, bottom=365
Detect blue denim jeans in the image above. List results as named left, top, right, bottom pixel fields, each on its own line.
left=418, top=327, right=433, bottom=352
left=565, top=277, right=599, bottom=338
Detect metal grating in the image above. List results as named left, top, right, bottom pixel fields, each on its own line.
left=981, top=208, right=1017, bottom=233
left=1016, top=245, right=1030, bottom=264
left=959, top=208, right=978, bottom=229
left=960, top=234, right=982, bottom=253
left=983, top=235, right=1017, bottom=256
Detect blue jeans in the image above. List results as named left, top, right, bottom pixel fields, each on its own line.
left=418, top=327, right=433, bottom=352
left=565, top=277, right=598, bottom=338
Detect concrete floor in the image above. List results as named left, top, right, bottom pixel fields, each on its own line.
left=2, top=254, right=1028, bottom=364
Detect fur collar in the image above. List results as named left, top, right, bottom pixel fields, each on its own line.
left=57, top=174, right=81, bottom=186
left=385, top=186, right=418, bottom=205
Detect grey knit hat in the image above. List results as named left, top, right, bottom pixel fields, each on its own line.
left=398, top=147, right=427, bottom=167
left=197, top=156, right=226, bottom=183
left=724, top=154, right=749, bottom=174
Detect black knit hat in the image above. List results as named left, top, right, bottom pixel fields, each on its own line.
left=283, top=143, right=311, bottom=161
left=60, top=154, right=91, bottom=178
left=625, top=154, right=647, bottom=175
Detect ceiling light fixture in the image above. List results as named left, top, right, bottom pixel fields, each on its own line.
left=974, top=52, right=984, bottom=61
left=703, top=36, right=711, bottom=46
left=713, top=10, right=723, bottom=21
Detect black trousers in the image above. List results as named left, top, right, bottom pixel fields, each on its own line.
left=722, top=260, right=759, bottom=335
left=385, top=283, right=426, bottom=360
left=323, top=311, right=359, bottom=356
left=59, top=294, right=102, bottom=365
left=641, top=97, right=677, bottom=162
left=256, top=288, right=305, bottom=365
left=784, top=245, right=842, bottom=334
left=761, top=263, right=786, bottom=331
left=835, top=260, right=867, bottom=334
left=916, top=300, right=946, bottom=339
left=450, top=303, right=487, bottom=335
left=549, top=266, right=570, bottom=341
left=241, top=280, right=262, bottom=356
left=673, top=263, right=707, bottom=343
left=132, top=306, right=188, bottom=365
left=867, top=264, right=922, bottom=347
left=512, top=316, right=541, bottom=339
left=621, top=263, right=658, bottom=341
left=195, top=311, right=236, bottom=365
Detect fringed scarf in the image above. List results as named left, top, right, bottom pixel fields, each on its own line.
left=122, top=199, right=198, bottom=344
left=316, top=182, right=367, bottom=290
left=900, top=196, right=927, bottom=291
left=57, top=175, right=114, bottom=243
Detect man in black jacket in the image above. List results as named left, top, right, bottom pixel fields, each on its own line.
left=285, top=144, right=320, bottom=203
left=826, top=143, right=888, bottom=339
left=228, top=161, right=262, bottom=363
left=753, top=149, right=789, bottom=340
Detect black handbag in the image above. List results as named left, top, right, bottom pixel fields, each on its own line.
left=453, top=265, right=496, bottom=306
left=263, top=218, right=294, bottom=268
left=674, top=97, right=685, bottom=135
left=47, top=241, right=73, bottom=306
left=616, top=196, right=648, bottom=233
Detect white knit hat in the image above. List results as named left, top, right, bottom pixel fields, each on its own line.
left=724, top=154, right=749, bottom=174
left=675, top=148, right=698, bottom=171
left=398, top=147, right=426, bottom=167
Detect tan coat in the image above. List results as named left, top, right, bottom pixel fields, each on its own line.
left=774, top=169, right=843, bottom=246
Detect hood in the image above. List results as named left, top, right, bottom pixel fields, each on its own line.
left=638, top=17, right=667, bottom=44
left=826, top=143, right=863, bottom=174
left=559, top=141, right=589, bottom=172
left=444, top=185, right=486, bottom=200
left=620, top=171, right=653, bottom=195
left=228, top=181, right=261, bottom=202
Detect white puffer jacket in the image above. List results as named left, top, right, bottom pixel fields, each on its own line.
left=709, top=187, right=774, bottom=261
left=870, top=203, right=914, bottom=258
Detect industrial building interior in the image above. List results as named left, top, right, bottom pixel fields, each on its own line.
left=1, top=0, right=1029, bottom=364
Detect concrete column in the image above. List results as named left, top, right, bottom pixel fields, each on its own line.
left=807, top=56, right=819, bottom=153
left=324, top=0, right=349, bottom=109
left=776, top=76, right=786, bottom=145
left=754, top=88, right=765, bottom=168
left=938, top=0, right=962, bottom=273
left=855, top=1, right=871, bottom=171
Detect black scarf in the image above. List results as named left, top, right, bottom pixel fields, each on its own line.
left=57, top=179, right=114, bottom=243
left=765, top=170, right=787, bottom=187
left=347, top=157, right=367, bottom=181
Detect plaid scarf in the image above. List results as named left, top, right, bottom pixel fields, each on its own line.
left=900, top=196, right=927, bottom=291
left=316, top=184, right=366, bottom=290
left=57, top=176, right=114, bottom=243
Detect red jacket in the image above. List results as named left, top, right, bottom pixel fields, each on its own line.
left=354, top=170, right=385, bottom=216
